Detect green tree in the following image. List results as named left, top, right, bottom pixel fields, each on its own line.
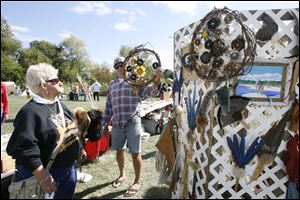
left=18, top=48, right=52, bottom=71
left=1, top=52, right=24, bottom=87
left=1, top=15, right=13, bottom=38
left=1, top=15, right=23, bottom=85
left=90, top=62, right=113, bottom=84
left=29, top=40, right=63, bottom=67
left=59, top=35, right=92, bottom=83
left=119, top=45, right=133, bottom=57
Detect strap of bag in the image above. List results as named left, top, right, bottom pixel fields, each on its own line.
left=45, top=100, right=66, bottom=171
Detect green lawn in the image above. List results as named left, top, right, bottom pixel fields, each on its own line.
left=2, top=94, right=171, bottom=199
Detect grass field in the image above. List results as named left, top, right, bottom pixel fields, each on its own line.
left=2, top=95, right=171, bottom=199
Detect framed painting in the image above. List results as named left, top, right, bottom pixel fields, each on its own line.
left=236, top=62, right=287, bottom=102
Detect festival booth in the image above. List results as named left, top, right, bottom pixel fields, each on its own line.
left=162, top=7, right=298, bottom=199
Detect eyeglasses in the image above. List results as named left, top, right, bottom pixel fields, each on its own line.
left=114, top=63, right=124, bottom=70
left=45, top=78, right=60, bottom=84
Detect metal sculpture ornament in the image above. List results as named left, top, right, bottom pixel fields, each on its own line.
left=190, top=7, right=257, bottom=82
left=123, top=44, right=162, bottom=94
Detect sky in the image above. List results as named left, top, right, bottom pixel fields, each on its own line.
left=1, top=1, right=298, bottom=70
left=238, top=66, right=283, bottom=81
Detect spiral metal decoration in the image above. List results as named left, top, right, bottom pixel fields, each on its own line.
left=123, top=43, right=162, bottom=92
left=190, top=7, right=257, bottom=83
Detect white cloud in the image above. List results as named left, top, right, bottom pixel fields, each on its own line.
left=16, top=35, right=54, bottom=46
left=135, top=8, right=146, bottom=16
left=115, top=8, right=128, bottom=15
left=10, top=25, right=54, bottom=46
left=70, top=2, right=111, bottom=16
left=58, top=31, right=73, bottom=39
left=114, top=22, right=136, bottom=32
left=93, top=2, right=112, bottom=16
left=114, top=8, right=146, bottom=32
left=153, top=1, right=199, bottom=16
left=69, top=2, right=94, bottom=14
left=11, top=25, right=30, bottom=33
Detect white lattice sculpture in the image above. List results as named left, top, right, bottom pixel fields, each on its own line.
left=172, top=8, right=298, bottom=199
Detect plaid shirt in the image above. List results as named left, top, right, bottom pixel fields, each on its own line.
left=103, top=77, right=160, bottom=128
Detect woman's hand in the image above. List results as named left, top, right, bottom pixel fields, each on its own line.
left=33, top=165, right=56, bottom=193
left=78, top=148, right=87, bottom=163
left=40, top=175, right=56, bottom=193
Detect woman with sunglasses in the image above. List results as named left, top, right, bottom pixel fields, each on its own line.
left=7, top=63, right=86, bottom=199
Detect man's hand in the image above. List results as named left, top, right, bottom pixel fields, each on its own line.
left=153, top=68, right=163, bottom=87
left=155, top=67, right=163, bottom=77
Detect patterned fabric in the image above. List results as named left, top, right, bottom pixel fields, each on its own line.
left=103, top=77, right=159, bottom=128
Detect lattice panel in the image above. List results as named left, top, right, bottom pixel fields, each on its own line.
left=174, top=9, right=299, bottom=77
left=172, top=8, right=298, bottom=199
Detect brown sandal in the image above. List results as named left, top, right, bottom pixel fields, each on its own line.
left=123, top=184, right=141, bottom=197
left=112, top=177, right=126, bottom=188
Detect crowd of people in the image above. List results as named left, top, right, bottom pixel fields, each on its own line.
left=4, top=56, right=163, bottom=198
left=68, top=80, right=102, bottom=102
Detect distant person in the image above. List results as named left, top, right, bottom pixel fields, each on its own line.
left=69, top=84, right=75, bottom=101
left=1, top=81, right=9, bottom=135
left=6, top=63, right=86, bottom=199
left=74, top=83, right=80, bottom=101
left=80, top=86, right=86, bottom=101
left=102, top=56, right=163, bottom=197
left=91, top=80, right=101, bottom=101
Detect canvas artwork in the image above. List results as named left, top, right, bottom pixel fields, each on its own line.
left=236, top=63, right=286, bottom=101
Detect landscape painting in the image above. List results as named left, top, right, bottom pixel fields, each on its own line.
left=236, top=63, right=286, bottom=101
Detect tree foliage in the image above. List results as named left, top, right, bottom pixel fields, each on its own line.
left=1, top=15, right=23, bottom=84
left=1, top=52, right=25, bottom=87
left=59, top=35, right=93, bottom=83
left=18, top=48, right=52, bottom=70
left=119, top=45, right=133, bottom=57
left=90, top=62, right=113, bottom=85
left=29, top=40, right=63, bottom=66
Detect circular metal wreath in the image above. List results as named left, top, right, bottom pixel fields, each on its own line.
left=190, top=7, right=257, bottom=83
left=123, top=44, right=161, bottom=87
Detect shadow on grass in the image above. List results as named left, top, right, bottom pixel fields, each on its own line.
left=142, top=151, right=156, bottom=160
left=4, top=119, right=14, bottom=123
left=143, top=186, right=172, bottom=199
left=74, top=182, right=112, bottom=199
left=89, top=189, right=127, bottom=199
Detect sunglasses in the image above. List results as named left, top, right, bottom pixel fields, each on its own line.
left=114, top=63, right=124, bottom=70
left=45, top=78, right=60, bottom=84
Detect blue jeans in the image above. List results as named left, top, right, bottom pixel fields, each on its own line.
left=287, top=181, right=299, bottom=199
left=17, top=162, right=77, bottom=199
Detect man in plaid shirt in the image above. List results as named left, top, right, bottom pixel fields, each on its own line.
left=102, top=56, right=163, bottom=197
